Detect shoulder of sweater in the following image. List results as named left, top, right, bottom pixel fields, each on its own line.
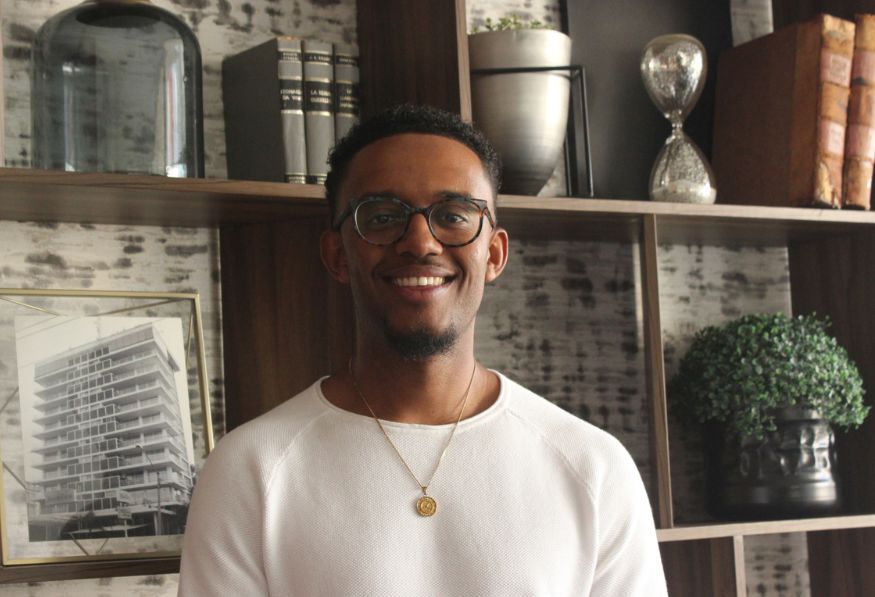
left=199, top=379, right=328, bottom=486
left=498, top=373, right=641, bottom=493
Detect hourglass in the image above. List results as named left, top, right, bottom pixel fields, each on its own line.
left=640, top=34, right=716, bottom=203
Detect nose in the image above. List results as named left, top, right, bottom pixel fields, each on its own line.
left=394, top=212, right=443, bottom=257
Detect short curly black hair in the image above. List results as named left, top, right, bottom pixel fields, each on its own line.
left=324, top=104, right=502, bottom=219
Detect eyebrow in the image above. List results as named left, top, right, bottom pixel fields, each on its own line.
left=358, top=190, right=477, bottom=201
left=437, top=191, right=475, bottom=200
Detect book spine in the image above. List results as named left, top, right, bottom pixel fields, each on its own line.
left=223, top=39, right=287, bottom=182
left=813, top=15, right=855, bottom=208
left=302, top=40, right=335, bottom=185
left=843, top=14, right=875, bottom=209
left=278, top=38, right=307, bottom=185
left=334, top=44, right=360, bottom=142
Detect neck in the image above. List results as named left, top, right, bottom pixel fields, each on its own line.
left=352, top=348, right=479, bottom=424
left=323, top=329, right=500, bottom=424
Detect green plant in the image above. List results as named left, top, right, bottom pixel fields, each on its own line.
left=668, top=312, right=868, bottom=440
left=470, top=14, right=552, bottom=34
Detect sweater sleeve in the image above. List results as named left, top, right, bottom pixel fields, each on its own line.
left=589, top=442, right=668, bottom=597
left=177, top=430, right=270, bottom=597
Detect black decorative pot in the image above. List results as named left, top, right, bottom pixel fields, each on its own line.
left=703, top=407, right=839, bottom=520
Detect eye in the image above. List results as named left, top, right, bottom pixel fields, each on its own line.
left=440, top=212, right=467, bottom=224
left=358, top=200, right=405, bottom=229
left=366, top=211, right=402, bottom=227
left=433, top=202, right=478, bottom=227
left=372, top=212, right=399, bottom=224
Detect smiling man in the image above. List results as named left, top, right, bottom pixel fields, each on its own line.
left=178, top=105, right=667, bottom=596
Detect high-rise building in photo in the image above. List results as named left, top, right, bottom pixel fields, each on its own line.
left=25, top=321, right=193, bottom=541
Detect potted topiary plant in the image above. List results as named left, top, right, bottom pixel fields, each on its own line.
left=468, top=15, right=572, bottom=196
left=668, top=312, right=869, bottom=520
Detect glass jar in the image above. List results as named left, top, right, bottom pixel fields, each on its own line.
left=31, top=0, right=204, bottom=177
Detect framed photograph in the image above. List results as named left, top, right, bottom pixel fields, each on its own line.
left=0, top=289, right=214, bottom=566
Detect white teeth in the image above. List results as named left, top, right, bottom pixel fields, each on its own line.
left=393, top=276, right=446, bottom=287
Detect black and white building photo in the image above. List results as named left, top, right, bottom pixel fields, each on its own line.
left=14, top=317, right=195, bottom=542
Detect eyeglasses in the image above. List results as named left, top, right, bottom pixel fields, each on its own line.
left=333, top=195, right=496, bottom=247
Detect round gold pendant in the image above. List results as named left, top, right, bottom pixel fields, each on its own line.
left=416, top=495, right=437, bottom=517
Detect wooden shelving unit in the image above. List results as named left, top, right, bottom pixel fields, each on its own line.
left=5, top=168, right=875, bottom=578
left=3, top=161, right=875, bottom=592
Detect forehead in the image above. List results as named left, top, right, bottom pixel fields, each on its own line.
left=338, top=133, right=494, bottom=207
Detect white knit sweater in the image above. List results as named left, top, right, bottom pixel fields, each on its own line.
left=178, top=373, right=667, bottom=596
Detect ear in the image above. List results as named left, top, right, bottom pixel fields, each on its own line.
left=484, top=226, right=509, bottom=283
left=320, top=229, right=350, bottom=284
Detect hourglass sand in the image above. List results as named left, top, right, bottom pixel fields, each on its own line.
left=640, top=34, right=717, bottom=203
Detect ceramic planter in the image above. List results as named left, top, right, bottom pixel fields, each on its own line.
left=469, top=29, right=572, bottom=196
left=704, top=407, right=839, bottom=520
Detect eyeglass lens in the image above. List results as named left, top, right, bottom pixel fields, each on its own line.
left=354, top=198, right=483, bottom=246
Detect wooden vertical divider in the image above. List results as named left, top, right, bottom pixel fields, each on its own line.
left=0, top=0, right=4, bottom=166
left=641, top=215, right=674, bottom=528
left=712, top=535, right=747, bottom=597
left=356, top=0, right=471, bottom=118
left=454, top=0, right=472, bottom=121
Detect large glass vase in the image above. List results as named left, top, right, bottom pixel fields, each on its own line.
left=31, top=0, right=204, bottom=177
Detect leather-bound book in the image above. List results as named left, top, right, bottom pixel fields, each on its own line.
left=302, top=39, right=335, bottom=185
left=223, top=37, right=307, bottom=184
left=844, top=14, right=875, bottom=210
left=334, top=44, right=360, bottom=142
left=713, top=14, right=855, bottom=208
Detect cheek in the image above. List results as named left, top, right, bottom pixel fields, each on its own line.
left=466, top=244, right=493, bottom=280
left=466, top=243, right=487, bottom=264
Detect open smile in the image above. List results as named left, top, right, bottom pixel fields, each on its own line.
left=392, top=276, right=450, bottom=287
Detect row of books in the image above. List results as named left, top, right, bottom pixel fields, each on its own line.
left=223, top=37, right=359, bottom=185
left=713, top=13, right=875, bottom=210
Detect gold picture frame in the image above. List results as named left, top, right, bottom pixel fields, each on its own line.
left=0, top=289, right=214, bottom=566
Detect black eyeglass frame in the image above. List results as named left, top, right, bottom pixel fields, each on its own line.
left=332, top=196, right=497, bottom=247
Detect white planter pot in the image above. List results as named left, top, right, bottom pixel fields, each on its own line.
left=469, top=29, right=572, bottom=196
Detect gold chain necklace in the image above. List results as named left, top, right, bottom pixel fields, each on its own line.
left=349, top=360, right=477, bottom=517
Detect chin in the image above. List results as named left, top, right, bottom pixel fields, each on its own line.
left=383, top=325, right=458, bottom=361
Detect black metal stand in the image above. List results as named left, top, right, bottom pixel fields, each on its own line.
left=469, top=65, right=594, bottom=198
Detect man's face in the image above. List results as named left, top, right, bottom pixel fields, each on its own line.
left=322, top=133, right=508, bottom=360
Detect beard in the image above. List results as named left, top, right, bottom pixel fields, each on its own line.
left=383, top=324, right=459, bottom=361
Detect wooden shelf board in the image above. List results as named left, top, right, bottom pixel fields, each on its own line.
left=502, top=194, right=875, bottom=223
left=0, top=556, right=179, bottom=584
left=500, top=195, right=875, bottom=245
left=0, top=168, right=327, bottom=227
left=657, top=514, right=875, bottom=542
left=2, top=168, right=875, bottom=241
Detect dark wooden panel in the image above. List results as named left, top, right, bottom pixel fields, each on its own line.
left=220, top=219, right=354, bottom=430
left=356, top=0, right=467, bottom=117
left=272, top=219, right=354, bottom=401
left=564, top=0, right=732, bottom=199
left=789, top=234, right=875, bottom=514
left=220, top=222, right=281, bottom=429
left=660, top=537, right=743, bottom=597
left=808, top=527, right=875, bottom=596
